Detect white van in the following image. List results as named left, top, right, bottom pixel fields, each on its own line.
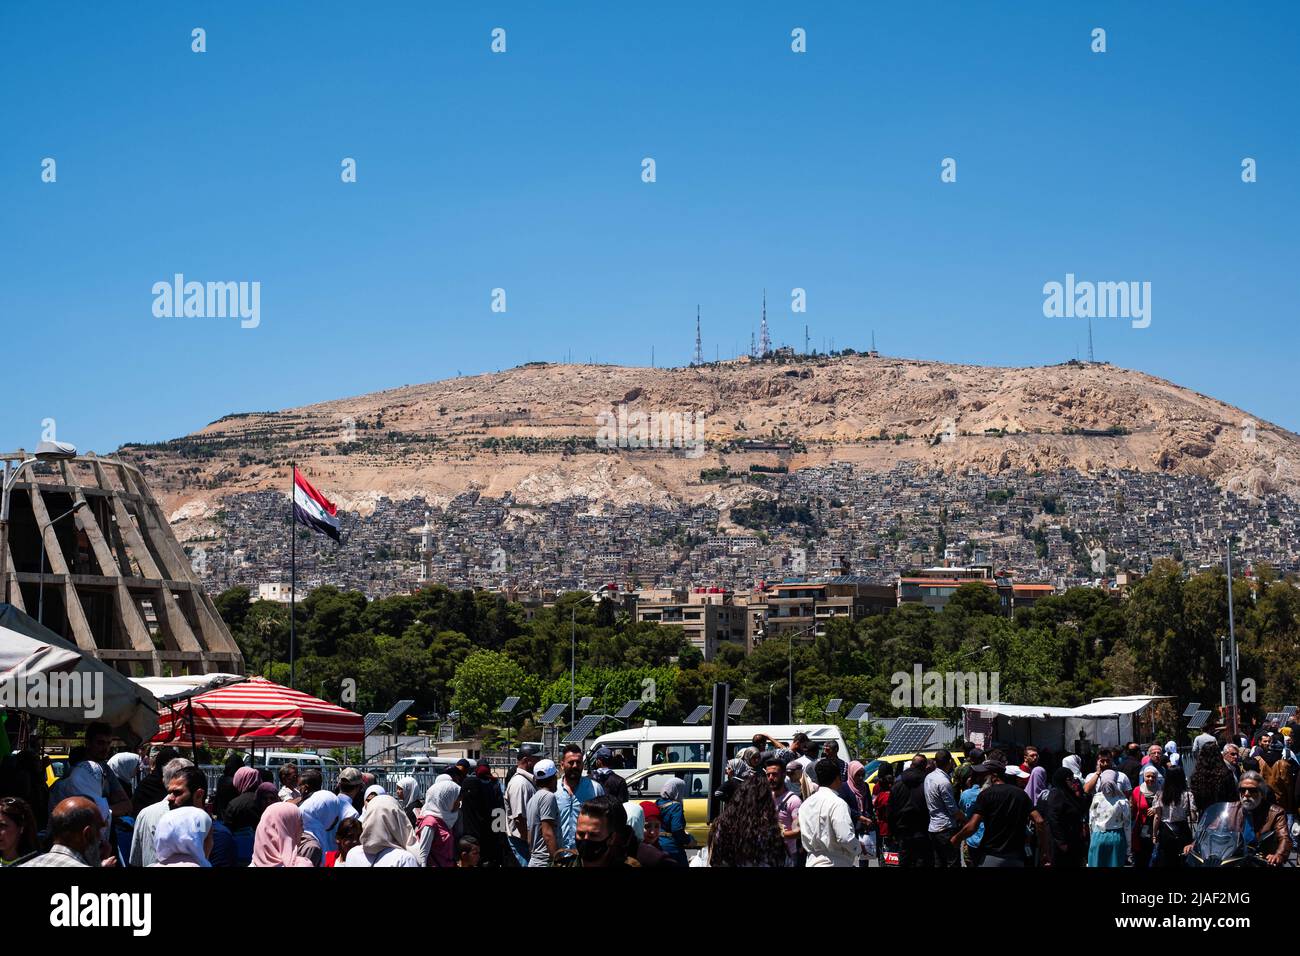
left=585, top=724, right=851, bottom=772
left=251, top=751, right=340, bottom=773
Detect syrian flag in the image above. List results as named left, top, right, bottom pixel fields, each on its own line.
left=293, top=468, right=341, bottom=542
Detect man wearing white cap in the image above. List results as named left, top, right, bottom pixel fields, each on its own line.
left=525, top=759, right=560, bottom=867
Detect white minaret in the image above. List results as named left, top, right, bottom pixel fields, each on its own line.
left=418, top=510, right=433, bottom=583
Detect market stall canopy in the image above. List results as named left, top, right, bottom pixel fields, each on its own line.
left=962, top=695, right=1172, bottom=750
left=966, top=696, right=1170, bottom=720
left=0, top=620, right=81, bottom=679
left=132, top=673, right=246, bottom=705
left=151, top=676, right=363, bottom=749
left=0, top=604, right=161, bottom=743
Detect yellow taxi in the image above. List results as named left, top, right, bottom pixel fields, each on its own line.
left=621, top=762, right=711, bottom=845
left=862, top=750, right=967, bottom=790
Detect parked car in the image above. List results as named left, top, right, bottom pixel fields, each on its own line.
left=620, top=762, right=710, bottom=844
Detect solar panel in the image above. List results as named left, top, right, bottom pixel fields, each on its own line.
left=728, top=698, right=749, bottom=717
left=882, top=718, right=939, bottom=755
left=1265, top=712, right=1287, bottom=725
left=1182, top=702, right=1201, bottom=718
left=846, top=703, right=869, bottom=721
left=1285, top=706, right=1298, bottom=717
left=497, top=696, right=521, bottom=714
left=576, top=696, right=594, bottom=712
left=538, top=703, right=567, bottom=725
left=824, top=698, right=843, bottom=715
left=383, top=699, right=416, bottom=724
left=614, top=700, right=641, bottom=719
left=1187, top=709, right=1212, bottom=730
left=562, top=714, right=604, bottom=744
left=363, top=712, right=387, bottom=736
left=684, top=705, right=712, bottom=725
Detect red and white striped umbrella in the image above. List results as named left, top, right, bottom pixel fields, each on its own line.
left=153, top=676, right=363, bottom=748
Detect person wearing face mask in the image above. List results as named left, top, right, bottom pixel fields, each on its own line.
left=1224, top=771, right=1291, bottom=866
left=574, top=795, right=636, bottom=867
left=22, top=797, right=108, bottom=867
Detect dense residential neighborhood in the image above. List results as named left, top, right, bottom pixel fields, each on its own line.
left=188, top=462, right=1299, bottom=661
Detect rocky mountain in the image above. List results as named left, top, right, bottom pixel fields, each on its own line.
left=114, top=354, right=1300, bottom=540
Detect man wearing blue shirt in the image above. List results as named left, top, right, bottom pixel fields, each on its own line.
left=958, top=770, right=986, bottom=867
left=555, top=744, right=604, bottom=849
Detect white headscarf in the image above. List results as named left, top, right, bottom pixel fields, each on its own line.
left=153, top=807, right=212, bottom=867
left=299, top=788, right=342, bottom=852
left=395, top=775, right=421, bottom=814
left=1062, top=754, right=1083, bottom=781
left=359, top=785, right=386, bottom=821
left=108, top=753, right=141, bottom=788
left=1139, top=765, right=1161, bottom=799
left=420, top=779, right=461, bottom=827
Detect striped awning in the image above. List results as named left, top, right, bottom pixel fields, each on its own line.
left=152, top=676, right=363, bottom=748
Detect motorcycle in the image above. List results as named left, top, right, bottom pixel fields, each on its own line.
left=1186, top=801, right=1282, bottom=867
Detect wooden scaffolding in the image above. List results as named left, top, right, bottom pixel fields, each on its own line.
left=0, top=451, right=243, bottom=676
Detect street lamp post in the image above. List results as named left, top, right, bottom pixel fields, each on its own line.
left=571, top=585, right=611, bottom=725
left=38, top=500, right=87, bottom=625
left=757, top=622, right=818, bottom=724
left=0, top=441, right=78, bottom=606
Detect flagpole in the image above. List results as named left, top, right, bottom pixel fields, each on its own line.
left=289, top=462, right=296, bottom=691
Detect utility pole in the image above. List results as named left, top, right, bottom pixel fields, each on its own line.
left=1226, top=538, right=1239, bottom=740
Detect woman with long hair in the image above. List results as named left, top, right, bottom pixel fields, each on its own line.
left=708, top=773, right=788, bottom=867
left=1190, top=742, right=1236, bottom=813
left=1150, top=765, right=1195, bottom=867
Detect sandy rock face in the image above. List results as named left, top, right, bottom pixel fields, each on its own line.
left=117, top=356, right=1300, bottom=518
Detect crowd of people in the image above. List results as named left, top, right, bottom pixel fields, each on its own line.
left=878, top=728, right=1297, bottom=868
left=1, top=722, right=1297, bottom=868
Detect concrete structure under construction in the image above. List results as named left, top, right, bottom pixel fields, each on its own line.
left=0, top=451, right=243, bottom=676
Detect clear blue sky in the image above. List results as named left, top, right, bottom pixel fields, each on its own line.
left=2, top=1, right=1296, bottom=455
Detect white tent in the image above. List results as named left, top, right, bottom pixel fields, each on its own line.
left=0, top=622, right=82, bottom=679
left=0, top=604, right=161, bottom=743
left=131, top=673, right=245, bottom=705
left=962, top=695, right=1170, bottom=750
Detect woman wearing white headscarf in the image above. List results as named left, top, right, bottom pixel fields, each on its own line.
left=150, top=806, right=212, bottom=867
left=342, top=795, right=420, bottom=867
left=1086, top=770, right=1131, bottom=867
left=1131, top=765, right=1160, bottom=867
left=107, top=753, right=141, bottom=798
left=1061, top=754, right=1084, bottom=783
left=299, top=786, right=342, bottom=855
left=412, top=779, right=460, bottom=867
left=359, top=785, right=386, bottom=822
left=394, top=775, right=421, bottom=825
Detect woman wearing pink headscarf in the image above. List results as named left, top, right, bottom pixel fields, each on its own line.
left=251, top=802, right=313, bottom=867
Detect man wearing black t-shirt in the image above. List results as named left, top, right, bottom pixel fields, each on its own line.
left=949, top=760, right=1050, bottom=867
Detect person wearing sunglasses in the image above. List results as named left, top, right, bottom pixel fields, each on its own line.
left=1229, top=771, right=1291, bottom=866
